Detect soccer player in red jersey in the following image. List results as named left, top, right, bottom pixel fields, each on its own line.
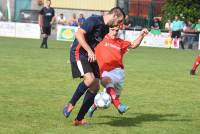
left=190, top=55, right=200, bottom=75
left=87, top=26, right=148, bottom=117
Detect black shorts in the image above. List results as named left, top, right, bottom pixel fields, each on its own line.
left=42, top=26, right=51, bottom=35
left=171, top=31, right=181, bottom=38
left=71, top=59, right=100, bottom=78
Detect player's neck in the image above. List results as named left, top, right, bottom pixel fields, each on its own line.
left=103, top=14, right=113, bottom=25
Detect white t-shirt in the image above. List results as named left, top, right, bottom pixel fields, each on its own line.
left=0, top=11, right=3, bottom=20
left=57, top=15, right=66, bottom=24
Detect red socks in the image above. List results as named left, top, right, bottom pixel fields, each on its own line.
left=192, top=55, right=200, bottom=70
left=106, top=87, right=120, bottom=109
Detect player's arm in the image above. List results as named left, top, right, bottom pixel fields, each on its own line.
left=129, top=28, right=148, bottom=49
left=50, top=9, right=56, bottom=25
left=75, top=28, right=95, bottom=62
left=50, top=16, right=56, bottom=25
left=38, top=8, right=44, bottom=29
left=38, top=14, right=43, bottom=27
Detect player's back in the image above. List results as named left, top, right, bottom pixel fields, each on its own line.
left=70, top=15, right=109, bottom=62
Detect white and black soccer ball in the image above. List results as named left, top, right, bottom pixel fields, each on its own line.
left=94, top=91, right=111, bottom=108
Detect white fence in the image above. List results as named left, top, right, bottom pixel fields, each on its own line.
left=0, top=22, right=199, bottom=50
left=0, top=21, right=40, bottom=39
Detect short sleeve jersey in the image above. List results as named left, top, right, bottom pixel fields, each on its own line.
left=39, top=7, right=55, bottom=27
left=70, top=15, right=109, bottom=62
left=95, top=34, right=130, bottom=75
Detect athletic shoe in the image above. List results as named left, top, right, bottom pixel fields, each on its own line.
left=118, top=104, right=129, bottom=114
left=73, top=119, right=88, bottom=126
left=87, top=106, right=97, bottom=118
left=190, top=69, right=196, bottom=75
left=63, top=103, right=74, bottom=118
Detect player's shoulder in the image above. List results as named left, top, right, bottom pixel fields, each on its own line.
left=86, top=15, right=103, bottom=23
left=50, top=7, right=55, bottom=11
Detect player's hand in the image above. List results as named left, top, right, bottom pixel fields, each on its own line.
left=88, top=50, right=96, bottom=62
left=141, top=28, right=149, bottom=36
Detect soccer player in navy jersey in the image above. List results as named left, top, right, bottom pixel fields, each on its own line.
left=38, top=0, right=55, bottom=49
left=63, top=7, right=125, bottom=126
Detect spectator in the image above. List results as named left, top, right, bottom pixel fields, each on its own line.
left=150, top=18, right=161, bottom=35
left=77, top=13, right=86, bottom=26
left=68, top=13, right=78, bottom=26
left=171, top=16, right=184, bottom=49
left=183, top=20, right=197, bottom=49
left=123, top=15, right=132, bottom=30
left=194, top=18, right=200, bottom=32
left=151, top=18, right=161, bottom=29
left=122, top=15, right=132, bottom=39
left=0, top=10, right=3, bottom=20
left=165, top=19, right=171, bottom=32
left=57, top=13, right=66, bottom=25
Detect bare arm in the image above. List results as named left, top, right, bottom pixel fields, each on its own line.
left=129, top=28, right=148, bottom=49
left=75, top=28, right=96, bottom=62
left=50, top=16, right=56, bottom=25
left=38, top=14, right=43, bottom=27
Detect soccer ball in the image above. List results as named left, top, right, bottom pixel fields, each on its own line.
left=94, top=91, right=111, bottom=108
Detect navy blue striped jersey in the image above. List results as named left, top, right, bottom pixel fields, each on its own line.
left=39, top=7, right=55, bottom=27
left=70, top=15, right=109, bottom=63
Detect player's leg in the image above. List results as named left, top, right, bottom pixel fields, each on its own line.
left=74, top=77, right=99, bottom=125
left=74, top=62, right=100, bottom=125
left=63, top=60, right=92, bottom=118
left=87, top=103, right=97, bottom=117
left=44, top=26, right=51, bottom=48
left=102, top=68, right=128, bottom=114
left=43, top=34, right=48, bottom=48
left=40, top=27, right=46, bottom=48
left=190, top=55, right=200, bottom=75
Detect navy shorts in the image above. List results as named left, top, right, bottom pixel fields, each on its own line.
left=171, top=31, right=181, bottom=38
left=71, top=59, right=100, bottom=78
left=42, top=26, right=51, bottom=35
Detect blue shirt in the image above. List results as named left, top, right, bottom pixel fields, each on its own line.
left=39, top=7, right=55, bottom=27
left=78, top=18, right=86, bottom=26
left=171, top=20, right=184, bottom=31
left=70, top=15, right=109, bottom=62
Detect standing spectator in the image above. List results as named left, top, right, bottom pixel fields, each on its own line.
left=165, top=19, right=171, bottom=32
left=38, top=0, right=55, bottom=49
left=57, top=13, right=66, bottom=25
left=171, top=16, right=184, bottom=49
left=122, top=15, right=132, bottom=39
left=68, top=13, right=78, bottom=26
left=63, top=7, right=125, bottom=126
left=123, top=15, right=132, bottom=29
left=151, top=18, right=161, bottom=29
left=78, top=13, right=86, bottom=26
left=0, top=10, right=3, bottom=20
left=183, top=20, right=196, bottom=49
left=194, top=18, right=200, bottom=32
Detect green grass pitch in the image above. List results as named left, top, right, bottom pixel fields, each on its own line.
left=0, top=37, right=200, bottom=134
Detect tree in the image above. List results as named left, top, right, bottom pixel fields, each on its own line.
left=162, top=0, right=200, bottom=23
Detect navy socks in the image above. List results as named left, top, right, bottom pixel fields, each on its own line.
left=76, top=90, right=96, bottom=121
left=69, top=81, right=88, bottom=106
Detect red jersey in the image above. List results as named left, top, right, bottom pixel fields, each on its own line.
left=95, top=34, right=130, bottom=75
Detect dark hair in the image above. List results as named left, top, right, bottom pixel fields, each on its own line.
left=108, top=7, right=125, bottom=18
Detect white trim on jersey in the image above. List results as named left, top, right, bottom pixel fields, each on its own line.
left=77, top=60, right=84, bottom=76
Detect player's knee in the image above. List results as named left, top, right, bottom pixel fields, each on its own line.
left=84, top=73, right=95, bottom=86
left=89, top=79, right=100, bottom=93
left=101, top=77, right=112, bottom=87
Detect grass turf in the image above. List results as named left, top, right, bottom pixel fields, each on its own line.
left=0, top=37, right=200, bottom=134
